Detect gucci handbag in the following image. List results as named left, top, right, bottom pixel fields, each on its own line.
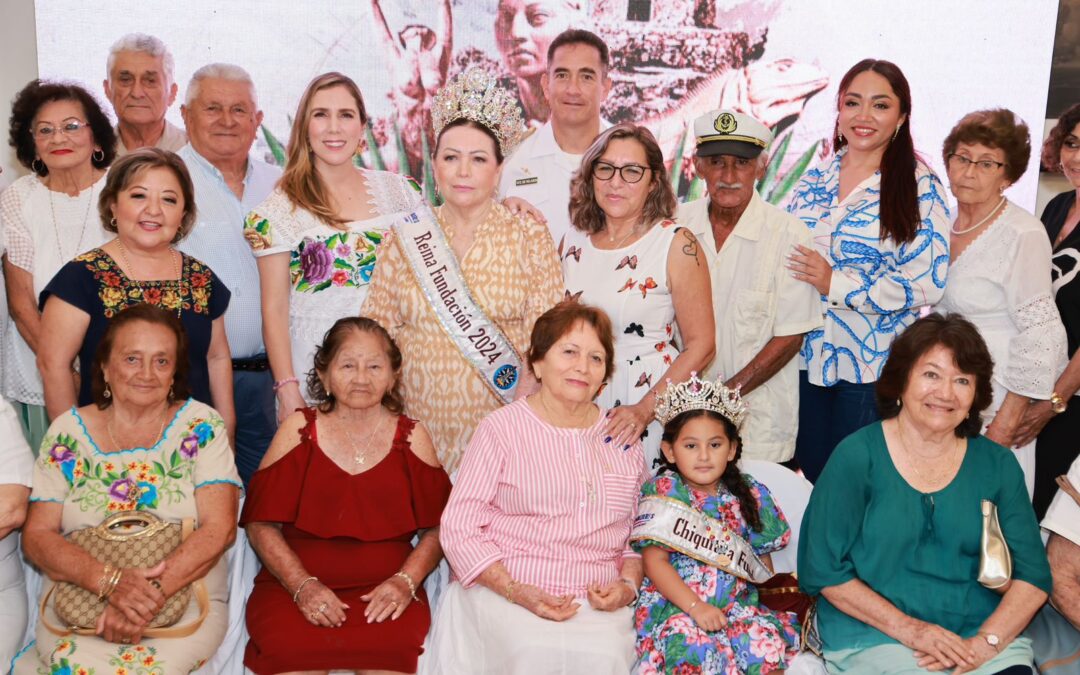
left=41, top=510, right=208, bottom=637
left=977, top=499, right=1012, bottom=589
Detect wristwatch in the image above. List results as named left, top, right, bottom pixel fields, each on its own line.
left=1051, top=392, right=1068, bottom=414
left=980, top=632, right=1001, bottom=652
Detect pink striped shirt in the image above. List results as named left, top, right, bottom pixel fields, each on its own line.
left=441, top=398, right=647, bottom=596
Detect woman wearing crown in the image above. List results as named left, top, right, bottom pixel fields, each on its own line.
left=361, top=67, right=564, bottom=475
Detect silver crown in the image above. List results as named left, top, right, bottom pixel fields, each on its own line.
left=432, top=67, right=526, bottom=156
left=654, top=372, right=749, bottom=428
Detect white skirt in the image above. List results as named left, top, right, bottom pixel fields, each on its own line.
left=419, top=582, right=635, bottom=675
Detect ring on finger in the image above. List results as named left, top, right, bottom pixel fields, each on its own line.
left=318, top=602, right=328, bottom=614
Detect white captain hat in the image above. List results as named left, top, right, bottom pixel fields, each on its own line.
left=693, top=109, right=773, bottom=159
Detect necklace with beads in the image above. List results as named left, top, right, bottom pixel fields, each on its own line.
left=115, top=241, right=183, bottom=317
left=341, top=410, right=388, bottom=466
left=951, top=197, right=1006, bottom=235
left=47, top=182, right=94, bottom=262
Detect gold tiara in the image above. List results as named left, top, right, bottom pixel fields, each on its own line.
left=654, top=372, right=749, bottom=429
left=432, top=67, right=526, bottom=156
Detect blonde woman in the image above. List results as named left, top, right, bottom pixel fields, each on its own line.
left=245, top=72, right=423, bottom=421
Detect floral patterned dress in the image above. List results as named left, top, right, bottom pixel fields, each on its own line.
left=632, top=473, right=800, bottom=675
left=14, top=399, right=242, bottom=675
left=244, top=172, right=423, bottom=401
left=41, top=250, right=229, bottom=407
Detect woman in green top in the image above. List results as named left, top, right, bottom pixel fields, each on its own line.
left=798, top=313, right=1051, bottom=674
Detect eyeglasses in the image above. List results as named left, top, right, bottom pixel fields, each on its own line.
left=593, top=161, right=649, bottom=184
left=947, top=153, right=1005, bottom=174
left=32, top=119, right=91, bottom=140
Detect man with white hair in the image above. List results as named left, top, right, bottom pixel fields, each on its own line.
left=103, top=33, right=186, bottom=155
left=178, top=63, right=281, bottom=484
left=677, top=109, right=821, bottom=463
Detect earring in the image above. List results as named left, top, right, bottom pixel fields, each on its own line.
left=896, top=398, right=901, bottom=408
left=836, top=130, right=844, bottom=145
left=892, top=125, right=901, bottom=142
left=104, top=382, right=112, bottom=399
left=92, top=148, right=105, bottom=163
left=168, top=384, right=175, bottom=402
left=31, top=158, right=44, bottom=174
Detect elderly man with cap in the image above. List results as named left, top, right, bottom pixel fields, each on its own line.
left=103, top=33, right=187, bottom=156
left=677, top=109, right=821, bottom=463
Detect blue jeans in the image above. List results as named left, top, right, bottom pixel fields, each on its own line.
left=233, top=369, right=277, bottom=487
left=795, top=371, right=880, bottom=483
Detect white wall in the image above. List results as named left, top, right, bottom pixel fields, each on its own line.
left=0, top=0, right=38, bottom=191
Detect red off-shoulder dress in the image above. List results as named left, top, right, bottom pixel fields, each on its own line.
left=240, top=408, right=451, bottom=674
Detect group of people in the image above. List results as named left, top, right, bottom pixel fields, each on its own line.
left=0, top=21, right=1077, bottom=675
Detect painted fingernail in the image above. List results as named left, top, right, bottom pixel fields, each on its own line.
left=623, top=444, right=631, bottom=451
left=603, top=436, right=612, bottom=443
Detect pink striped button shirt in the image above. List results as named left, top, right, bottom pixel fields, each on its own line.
left=441, top=398, right=648, bottom=597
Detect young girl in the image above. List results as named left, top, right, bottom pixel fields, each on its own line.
left=631, top=373, right=800, bottom=674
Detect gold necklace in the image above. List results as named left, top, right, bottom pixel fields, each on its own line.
left=604, top=222, right=642, bottom=248
left=895, top=419, right=960, bottom=486
left=115, top=241, right=183, bottom=317
left=341, top=410, right=388, bottom=465
left=107, top=407, right=169, bottom=451
left=535, top=392, right=593, bottom=428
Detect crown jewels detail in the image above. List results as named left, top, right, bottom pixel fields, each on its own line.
left=654, top=372, right=748, bottom=428
left=432, top=67, right=525, bottom=156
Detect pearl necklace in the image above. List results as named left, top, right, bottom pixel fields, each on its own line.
left=951, top=197, right=1006, bottom=235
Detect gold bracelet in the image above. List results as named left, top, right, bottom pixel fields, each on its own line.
left=292, top=576, right=318, bottom=604
left=97, top=564, right=115, bottom=601
left=102, top=567, right=122, bottom=601
left=505, top=580, right=517, bottom=604
left=394, top=570, right=419, bottom=601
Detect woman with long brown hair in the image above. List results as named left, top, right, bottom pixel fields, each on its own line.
left=244, top=72, right=424, bottom=422
left=785, top=59, right=951, bottom=482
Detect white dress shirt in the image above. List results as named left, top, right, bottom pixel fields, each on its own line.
left=678, top=193, right=822, bottom=462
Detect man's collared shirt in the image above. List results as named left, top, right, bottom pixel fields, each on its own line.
left=678, top=192, right=822, bottom=462
left=499, top=119, right=610, bottom=248
left=116, top=119, right=188, bottom=156
left=177, top=143, right=280, bottom=359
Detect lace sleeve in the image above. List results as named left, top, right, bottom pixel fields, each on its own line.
left=367, top=171, right=424, bottom=217
left=0, top=178, right=33, bottom=272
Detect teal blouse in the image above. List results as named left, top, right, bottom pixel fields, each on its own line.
left=797, top=422, right=1051, bottom=651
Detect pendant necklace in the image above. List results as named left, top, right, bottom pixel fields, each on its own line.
left=343, top=411, right=388, bottom=466
left=116, top=241, right=183, bottom=317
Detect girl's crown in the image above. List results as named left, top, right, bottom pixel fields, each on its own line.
left=654, top=372, right=748, bottom=429
left=432, top=67, right=526, bottom=156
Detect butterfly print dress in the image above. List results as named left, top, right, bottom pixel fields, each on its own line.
left=562, top=220, right=681, bottom=472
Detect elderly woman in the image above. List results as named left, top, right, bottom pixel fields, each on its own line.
left=362, top=67, right=563, bottom=474
left=936, top=109, right=1067, bottom=498
left=14, top=304, right=241, bottom=674
left=424, top=301, right=646, bottom=673
left=1, top=79, right=116, bottom=448
left=799, top=313, right=1051, bottom=674
left=37, top=148, right=235, bottom=438
left=0, top=396, right=33, bottom=666
left=785, top=59, right=951, bottom=483
left=1012, top=103, right=1080, bottom=518
left=241, top=317, right=450, bottom=674
left=246, top=72, right=423, bottom=420
left=561, top=123, right=715, bottom=472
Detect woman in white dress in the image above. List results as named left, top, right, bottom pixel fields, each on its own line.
left=0, top=396, right=33, bottom=666
left=245, top=72, right=423, bottom=421
left=1, top=81, right=116, bottom=448
left=561, top=123, right=714, bottom=472
left=937, top=108, right=1068, bottom=495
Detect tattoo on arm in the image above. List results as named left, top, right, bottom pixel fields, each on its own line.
left=680, top=230, right=700, bottom=267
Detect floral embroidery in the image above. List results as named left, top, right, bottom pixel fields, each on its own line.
left=37, top=414, right=225, bottom=514
left=40, top=638, right=94, bottom=675
left=109, top=644, right=164, bottom=675
left=290, top=230, right=382, bottom=292
left=75, top=250, right=215, bottom=319
left=243, top=213, right=272, bottom=250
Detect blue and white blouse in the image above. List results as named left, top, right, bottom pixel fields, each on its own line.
left=785, top=149, right=950, bottom=386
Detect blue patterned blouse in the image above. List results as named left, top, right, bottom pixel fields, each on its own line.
left=786, top=149, right=951, bottom=386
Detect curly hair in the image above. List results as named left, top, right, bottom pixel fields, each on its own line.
left=91, top=303, right=192, bottom=409
left=98, top=148, right=197, bottom=243
left=1042, top=103, right=1080, bottom=172
left=942, top=108, right=1031, bottom=184
left=876, top=312, right=995, bottom=438
left=568, top=123, right=676, bottom=235
left=8, top=79, right=117, bottom=176
left=307, top=317, right=404, bottom=414
left=660, top=409, right=762, bottom=532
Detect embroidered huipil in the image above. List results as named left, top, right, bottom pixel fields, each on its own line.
left=440, top=399, right=647, bottom=597
left=786, top=150, right=950, bottom=385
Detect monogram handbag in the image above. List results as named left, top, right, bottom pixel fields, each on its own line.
left=41, top=510, right=208, bottom=637
left=977, top=499, right=1012, bottom=589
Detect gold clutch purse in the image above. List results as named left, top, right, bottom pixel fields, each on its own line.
left=977, top=499, right=1012, bottom=589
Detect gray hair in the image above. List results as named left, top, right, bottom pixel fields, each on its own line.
left=185, top=63, right=258, bottom=108
left=107, top=33, right=175, bottom=84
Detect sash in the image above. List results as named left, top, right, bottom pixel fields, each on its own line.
left=393, top=207, right=521, bottom=404
left=630, top=495, right=774, bottom=584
